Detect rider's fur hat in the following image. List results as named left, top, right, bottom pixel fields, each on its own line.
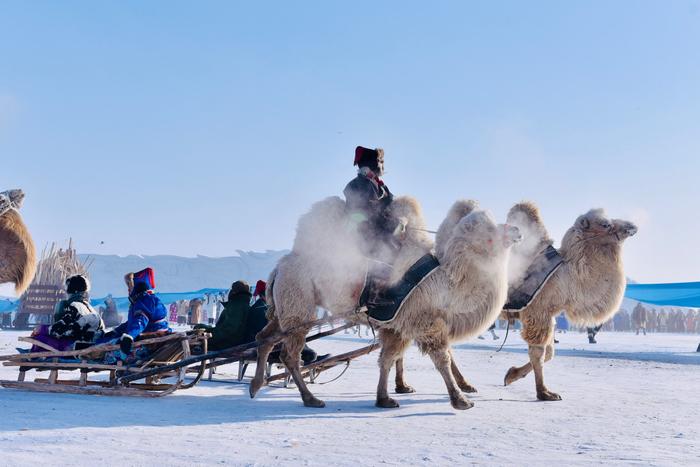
left=354, top=146, right=383, bottom=169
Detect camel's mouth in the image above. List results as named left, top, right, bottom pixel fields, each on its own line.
left=501, top=224, right=522, bottom=247
left=612, top=220, right=638, bottom=241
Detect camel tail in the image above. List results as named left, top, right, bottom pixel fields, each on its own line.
left=264, top=267, right=278, bottom=320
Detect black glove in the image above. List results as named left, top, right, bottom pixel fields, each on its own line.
left=119, top=334, right=134, bottom=355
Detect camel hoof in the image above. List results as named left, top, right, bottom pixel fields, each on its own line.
left=537, top=390, right=562, bottom=401
left=458, top=383, right=478, bottom=393
left=504, top=367, right=522, bottom=386
left=249, top=378, right=264, bottom=399
left=375, top=397, right=400, bottom=408
left=451, top=396, right=474, bottom=410
left=395, top=385, right=416, bottom=394
left=303, top=396, right=326, bottom=408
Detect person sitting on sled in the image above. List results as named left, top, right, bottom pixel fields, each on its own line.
left=103, top=267, right=169, bottom=357
left=195, top=280, right=252, bottom=351
left=344, top=146, right=405, bottom=306
left=29, top=274, right=105, bottom=352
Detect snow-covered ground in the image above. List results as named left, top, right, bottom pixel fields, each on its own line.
left=0, top=329, right=698, bottom=466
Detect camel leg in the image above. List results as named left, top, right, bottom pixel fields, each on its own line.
left=530, top=343, right=561, bottom=401
left=504, top=337, right=556, bottom=386
left=394, top=357, right=416, bottom=394
left=448, top=348, right=477, bottom=393
left=376, top=330, right=410, bottom=408
left=427, top=347, right=473, bottom=410
left=249, top=318, right=281, bottom=399
left=279, top=329, right=325, bottom=408
left=505, top=318, right=556, bottom=386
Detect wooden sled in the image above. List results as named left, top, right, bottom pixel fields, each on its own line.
left=0, top=330, right=210, bottom=397
left=195, top=318, right=379, bottom=387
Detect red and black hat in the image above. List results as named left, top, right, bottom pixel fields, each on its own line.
left=253, top=280, right=266, bottom=297
left=354, top=146, right=381, bottom=167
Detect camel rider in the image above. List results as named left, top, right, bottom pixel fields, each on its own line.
left=344, top=146, right=406, bottom=308
left=344, top=146, right=404, bottom=260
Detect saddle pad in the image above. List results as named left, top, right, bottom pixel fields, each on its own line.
left=367, top=254, right=440, bottom=322
left=504, top=245, right=563, bottom=311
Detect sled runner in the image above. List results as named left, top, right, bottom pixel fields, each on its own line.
left=0, top=329, right=210, bottom=397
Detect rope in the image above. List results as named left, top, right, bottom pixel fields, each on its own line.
left=407, top=227, right=438, bottom=235
left=316, top=360, right=351, bottom=385
left=496, top=319, right=510, bottom=352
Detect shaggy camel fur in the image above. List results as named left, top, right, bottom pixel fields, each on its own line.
left=249, top=195, right=433, bottom=408
left=0, top=190, right=36, bottom=295
left=503, top=203, right=637, bottom=401
left=374, top=207, right=522, bottom=410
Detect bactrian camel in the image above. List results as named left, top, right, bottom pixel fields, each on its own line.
left=503, top=203, right=637, bottom=401
left=249, top=195, right=434, bottom=407
left=0, top=189, right=36, bottom=295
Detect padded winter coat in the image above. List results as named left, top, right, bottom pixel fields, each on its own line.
left=112, top=292, right=169, bottom=340
left=207, top=293, right=252, bottom=351
left=50, top=292, right=105, bottom=342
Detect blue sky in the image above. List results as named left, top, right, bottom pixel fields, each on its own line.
left=1, top=1, right=699, bottom=286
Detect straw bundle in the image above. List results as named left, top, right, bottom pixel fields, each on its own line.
left=31, top=238, right=91, bottom=289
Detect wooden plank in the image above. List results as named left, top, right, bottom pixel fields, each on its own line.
left=265, top=343, right=380, bottom=384
left=0, top=380, right=170, bottom=397
left=3, top=361, right=139, bottom=371
left=17, top=337, right=59, bottom=352
left=33, top=378, right=176, bottom=391
left=0, top=333, right=188, bottom=361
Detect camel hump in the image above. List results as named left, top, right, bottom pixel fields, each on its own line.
left=0, top=209, right=37, bottom=295
left=292, top=196, right=348, bottom=253
left=435, top=199, right=479, bottom=261
left=507, top=201, right=553, bottom=249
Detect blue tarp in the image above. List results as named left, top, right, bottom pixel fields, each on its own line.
left=0, top=288, right=228, bottom=314
left=3, top=283, right=700, bottom=314
left=623, top=282, right=700, bottom=308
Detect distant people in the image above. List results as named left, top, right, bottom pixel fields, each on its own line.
left=587, top=325, right=603, bottom=344
left=168, top=301, right=179, bottom=324
left=101, top=267, right=170, bottom=357
left=101, top=294, right=121, bottom=328
left=30, top=275, right=104, bottom=352
left=632, top=303, right=648, bottom=335
left=477, top=323, right=499, bottom=340
left=189, top=298, right=203, bottom=325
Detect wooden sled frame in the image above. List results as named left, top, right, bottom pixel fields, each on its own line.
left=0, top=330, right=210, bottom=397
left=0, top=316, right=381, bottom=397
left=199, top=320, right=379, bottom=387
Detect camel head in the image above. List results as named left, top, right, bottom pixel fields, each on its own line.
left=570, top=208, right=616, bottom=243
left=562, top=208, right=637, bottom=253
left=611, top=218, right=638, bottom=243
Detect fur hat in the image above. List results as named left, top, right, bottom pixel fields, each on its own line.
left=124, top=267, right=156, bottom=295
left=253, top=280, right=266, bottom=297
left=354, top=146, right=383, bottom=169
left=66, top=274, right=90, bottom=294
left=229, top=280, right=252, bottom=300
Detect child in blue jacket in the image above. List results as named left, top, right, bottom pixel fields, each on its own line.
left=109, top=267, right=170, bottom=356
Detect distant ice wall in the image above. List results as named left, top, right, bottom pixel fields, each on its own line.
left=78, top=250, right=289, bottom=297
